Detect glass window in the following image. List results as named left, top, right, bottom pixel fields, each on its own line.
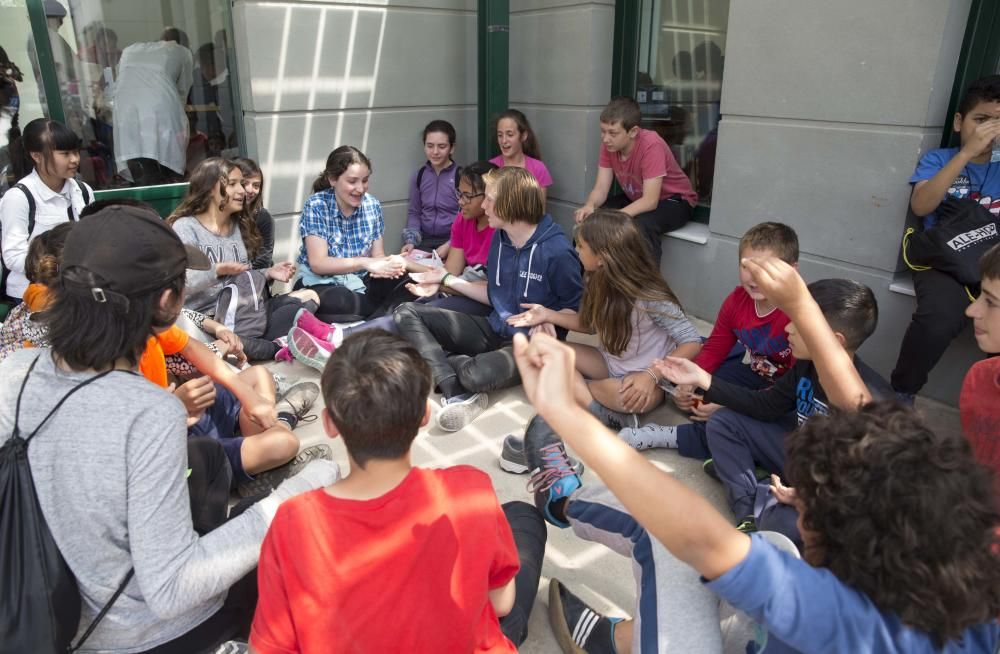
left=635, top=0, right=728, bottom=205
left=3, top=0, right=240, bottom=191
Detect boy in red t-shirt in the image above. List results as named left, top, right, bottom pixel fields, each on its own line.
left=250, top=330, right=547, bottom=654
left=961, top=244, right=1000, bottom=503
left=574, top=96, right=697, bottom=264
left=619, top=222, right=798, bottom=459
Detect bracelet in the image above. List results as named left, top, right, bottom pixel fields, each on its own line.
left=643, top=368, right=658, bottom=384
left=441, top=273, right=452, bottom=287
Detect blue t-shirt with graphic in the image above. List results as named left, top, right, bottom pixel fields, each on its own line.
left=705, top=535, right=1000, bottom=653
left=911, top=147, right=1000, bottom=229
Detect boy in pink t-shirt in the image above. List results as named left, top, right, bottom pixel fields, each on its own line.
left=575, top=96, right=696, bottom=264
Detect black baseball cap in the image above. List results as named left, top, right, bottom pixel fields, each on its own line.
left=61, top=205, right=210, bottom=303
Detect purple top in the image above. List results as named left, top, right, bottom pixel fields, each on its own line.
left=404, top=160, right=459, bottom=246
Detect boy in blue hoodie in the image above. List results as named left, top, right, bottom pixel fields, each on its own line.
left=394, top=166, right=583, bottom=432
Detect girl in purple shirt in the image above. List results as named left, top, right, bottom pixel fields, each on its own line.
left=489, top=109, right=553, bottom=210
left=402, top=120, right=459, bottom=259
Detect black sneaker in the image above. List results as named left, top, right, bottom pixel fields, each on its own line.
left=499, top=434, right=584, bottom=476
left=548, top=579, right=618, bottom=654
left=524, top=416, right=581, bottom=529
left=237, top=443, right=333, bottom=498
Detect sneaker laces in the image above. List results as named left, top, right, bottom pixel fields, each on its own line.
left=526, top=443, right=576, bottom=494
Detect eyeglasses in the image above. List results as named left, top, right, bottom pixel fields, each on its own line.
left=454, top=190, right=485, bottom=203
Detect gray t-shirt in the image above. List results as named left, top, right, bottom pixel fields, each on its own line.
left=171, top=215, right=250, bottom=315
left=0, top=349, right=269, bottom=653
left=600, top=300, right=702, bottom=377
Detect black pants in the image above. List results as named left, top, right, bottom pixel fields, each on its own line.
left=604, top=193, right=692, bottom=265
left=186, top=437, right=232, bottom=535
left=393, top=303, right=520, bottom=398
left=241, top=295, right=319, bottom=361
left=296, top=275, right=413, bottom=323
left=142, top=450, right=262, bottom=653
left=498, top=501, right=547, bottom=646
left=890, top=269, right=973, bottom=394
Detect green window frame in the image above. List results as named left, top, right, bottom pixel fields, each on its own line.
left=24, top=0, right=247, bottom=212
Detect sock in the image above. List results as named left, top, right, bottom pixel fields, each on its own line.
left=619, top=424, right=678, bottom=451
left=277, top=411, right=298, bottom=430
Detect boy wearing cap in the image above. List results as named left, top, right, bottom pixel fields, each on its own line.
left=0, top=204, right=340, bottom=651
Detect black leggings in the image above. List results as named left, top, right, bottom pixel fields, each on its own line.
left=604, top=192, right=692, bottom=265
left=498, top=501, right=547, bottom=646
left=392, top=303, right=520, bottom=398
left=240, top=295, right=319, bottom=361
left=296, top=275, right=413, bottom=323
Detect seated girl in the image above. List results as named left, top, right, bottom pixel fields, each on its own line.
left=167, top=157, right=321, bottom=361
left=393, top=166, right=582, bottom=432
left=505, top=209, right=702, bottom=438
left=294, top=145, right=412, bottom=322
left=489, top=109, right=552, bottom=209
left=234, top=157, right=275, bottom=269
left=401, top=120, right=460, bottom=259
left=285, top=161, right=501, bottom=370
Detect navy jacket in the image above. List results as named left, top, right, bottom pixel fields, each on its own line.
left=486, top=214, right=583, bottom=339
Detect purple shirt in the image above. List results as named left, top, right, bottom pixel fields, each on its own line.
left=404, top=160, right=459, bottom=246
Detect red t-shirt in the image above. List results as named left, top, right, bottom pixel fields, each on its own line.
left=250, top=466, right=520, bottom=654
left=960, top=358, right=1000, bottom=503
left=694, top=287, right=795, bottom=380
left=450, top=212, right=495, bottom=267
left=598, top=128, right=697, bottom=205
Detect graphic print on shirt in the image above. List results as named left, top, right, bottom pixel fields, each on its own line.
left=947, top=176, right=1000, bottom=216
left=795, top=376, right=829, bottom=424
left=735, top=325, right=792, bottom=380
left=201, top=243, right=246, bottom=265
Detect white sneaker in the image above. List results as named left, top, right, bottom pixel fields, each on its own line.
left=437, top=393, right=489, bottom=432
left=617, top=424, right=678, bottom=451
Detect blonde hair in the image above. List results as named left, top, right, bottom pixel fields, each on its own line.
left=482, top=166, right=544, bottom=225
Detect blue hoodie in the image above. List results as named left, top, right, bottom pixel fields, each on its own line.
left=486, top=214, right=583, bottom=339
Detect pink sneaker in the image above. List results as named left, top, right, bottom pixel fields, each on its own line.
left=274, top=346, right=293, bottom=363
left=288, top=326, right=335, bottom=371
left=293, top=308, right=343, bottom=346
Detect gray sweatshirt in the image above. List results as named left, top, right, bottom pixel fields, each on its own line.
left=171, top=215, right=250, bottom=315
left=0, top=349, right=337, bottom=653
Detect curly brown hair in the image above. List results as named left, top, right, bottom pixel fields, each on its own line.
left=785, top=402, right=1000, bottom=645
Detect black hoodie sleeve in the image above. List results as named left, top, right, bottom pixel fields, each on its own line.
left=702, top=363, right=802, bottom=422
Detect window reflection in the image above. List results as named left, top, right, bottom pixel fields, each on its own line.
left=3, top=0, right=240, bottom=191
left=636, top=0, right=728, bottom=204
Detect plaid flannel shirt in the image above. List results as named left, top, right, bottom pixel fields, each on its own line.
left=296, top=189, right=384, bottom=270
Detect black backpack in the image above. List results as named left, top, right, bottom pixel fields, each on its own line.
left=1, top=180, right=91, bottom=300
left=903, top=196, right=1000, bottom=287
left=0, top=356, right=132, bottom=654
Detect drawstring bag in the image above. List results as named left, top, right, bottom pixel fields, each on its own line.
left=0, top=356, right=132, bottom=653
left=214, top=269, right=269, bottom=338
left=902, top=196, right=999, bottom=287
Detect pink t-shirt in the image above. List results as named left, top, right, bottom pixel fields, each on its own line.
left=450, top=212, right=495, bottom=266
left=489, top=154, right=553, bottom=187
left=598, top=128, right=696, bottom=205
